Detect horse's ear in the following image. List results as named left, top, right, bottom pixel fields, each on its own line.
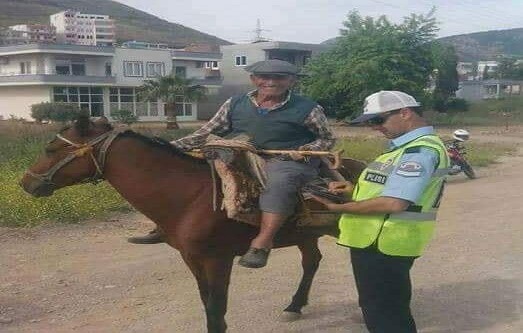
left=75, top=111, right=92, bottom=136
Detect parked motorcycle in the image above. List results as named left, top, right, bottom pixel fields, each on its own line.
left=445, top=129, right=476, bottom=179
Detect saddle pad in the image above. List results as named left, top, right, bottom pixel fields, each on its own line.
left=201, top=142, right=345, bottom=228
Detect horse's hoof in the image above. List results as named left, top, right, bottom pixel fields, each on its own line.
left=279, top=311, right=302, bottom=322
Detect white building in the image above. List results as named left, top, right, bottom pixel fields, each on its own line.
left=456, top=61, right=474, bottom=81
left=0, top=43, right=223, bottom=121
left=50, top=10, right=115, bottom=47
left=477, top=60, right=499, bottom=79
left=8, top=24, right=56, bottom=44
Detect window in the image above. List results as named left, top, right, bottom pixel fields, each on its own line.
left=20, top=61, right=31, bottom=74
left=55, top=63, right=70, bottom=75
left=71, top=63, right=85, bottom=76
left=109, top=87, right=158, bottom=117
left=123, top=61, right=143, bottom=77
left=105, top=63, right=112, bottom=76
left=235, top=56, right=247, bottom=66
left=196, top=61, right=204, bottom=68
left=53, top=86, right=104, bottom=117
left=175, top=66, right=187, bottom=78
left=146, top=62, right=165, bottom=77
left=174, top=95, right=193, bottom=117
left=205, top=61, right=219, bottom=69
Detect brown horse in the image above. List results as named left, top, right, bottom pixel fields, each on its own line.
left=20, top=115, right=361, bottom=333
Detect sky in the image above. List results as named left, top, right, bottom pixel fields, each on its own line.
left=115, top=0, right=523, bottom=44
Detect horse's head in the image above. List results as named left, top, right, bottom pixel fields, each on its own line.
left=20, top=114, right=115, bottom=197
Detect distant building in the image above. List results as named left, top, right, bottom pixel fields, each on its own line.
left=8, top=25, right=56, bottom=44
left=121, top=41, right=170, bottom=49
left=50, top=10, right=115, bottom=47
left=0, top=43, right=223, bottom=121
left=456, top=61, right=474, bottom=81
left=477, top=60, right=498, bottom=79
left=456, top=79, right=522, bottom=101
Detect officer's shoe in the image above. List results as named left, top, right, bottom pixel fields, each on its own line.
left=238, top=248, right=271, bottom=268
left=127, top=228, right=165, bottom=244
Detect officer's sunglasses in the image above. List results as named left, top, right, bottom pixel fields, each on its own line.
left=365, top=109, right=401, bottom=125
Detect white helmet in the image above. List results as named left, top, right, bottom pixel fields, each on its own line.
left=453, top=129, right=470, bottom=142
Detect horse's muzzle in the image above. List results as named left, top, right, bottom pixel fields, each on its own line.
left=19, top=178, right=56, bottom=197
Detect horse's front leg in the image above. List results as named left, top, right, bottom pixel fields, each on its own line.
left=201, top=255, right=234, bottom=333
left=283, top=236, right=323, bottom=319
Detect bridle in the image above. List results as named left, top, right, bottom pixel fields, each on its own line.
left=24, top=129, right=122, bottom=188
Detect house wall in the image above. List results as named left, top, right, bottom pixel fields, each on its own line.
left=220, top=44, right=266, bottom=86
left=172, top=59, right=203, bottom=79
left=0, top=53, right=113, bottom=76
left=113, top=48, right=172, bottom=86
left=0, top=86, right=51, bottom=119
left=0, top=54, right=42, bottom=74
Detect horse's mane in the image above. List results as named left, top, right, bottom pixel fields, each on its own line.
left=119, top=130, right=207, bottom=164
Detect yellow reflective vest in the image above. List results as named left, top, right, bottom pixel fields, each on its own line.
left=338, top=134, right=450, bottom=256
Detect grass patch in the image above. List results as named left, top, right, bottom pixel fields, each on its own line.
left=335, top=137, right=518, bottom=167
left=426, top=96, right=523, bottom=126
left=466, top=142, right=518, bottom=167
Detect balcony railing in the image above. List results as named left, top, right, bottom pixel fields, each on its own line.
left=0, top=73, right=116, bottom=85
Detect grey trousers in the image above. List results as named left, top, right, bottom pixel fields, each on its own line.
left=259, top=158, right=320, bottom=215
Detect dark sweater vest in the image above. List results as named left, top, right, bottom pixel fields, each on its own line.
left=228, top=94, right=317, bottom=150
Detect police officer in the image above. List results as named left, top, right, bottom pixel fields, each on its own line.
left=313, top=91, right=449, bottom=333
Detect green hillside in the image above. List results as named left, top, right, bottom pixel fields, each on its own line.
left=0, top=0, right=231, bottom=47
left=439, top=28, right=523, bottom=61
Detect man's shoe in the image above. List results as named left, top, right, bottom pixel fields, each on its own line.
left=127, top=229, right=165, bottom=244
left=238, top=248, right=271, bottom=268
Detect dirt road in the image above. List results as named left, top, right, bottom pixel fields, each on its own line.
left=1, top=129, right=522, bottom=333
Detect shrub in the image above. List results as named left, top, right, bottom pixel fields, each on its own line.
left=111, top=109, right=139, bottom=125
left=31, top=102, right=82, bottom=123
left=446, top=97, right=469, bottom=112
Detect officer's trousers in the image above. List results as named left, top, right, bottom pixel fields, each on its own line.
left=350, top=247, right=417, bottom=333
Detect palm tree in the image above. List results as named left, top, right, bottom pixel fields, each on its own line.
left=138, top=75, right=207, bottom=129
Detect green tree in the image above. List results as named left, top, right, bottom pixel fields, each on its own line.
left=138, top=75, right=207, bottom=129
left=301, top=10, right=439, bottom=119
left=493, top=57, right=523, bottom=80
left=431, top=43, right=459, bottom=112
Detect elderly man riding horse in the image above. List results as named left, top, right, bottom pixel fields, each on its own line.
left=129, top=59, right=334, bottom=268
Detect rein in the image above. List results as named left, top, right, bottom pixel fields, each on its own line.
left=25, top=130, right=122, bottom=187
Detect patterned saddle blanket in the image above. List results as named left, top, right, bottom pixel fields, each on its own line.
left=199, top=139, right=365, bottom=228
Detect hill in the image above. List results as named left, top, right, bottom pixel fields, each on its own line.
left=322, top=28, right=523, bottom=61
left=0, top=0, right=231, bottom=47
left=439, top=28, right=523, bottom=61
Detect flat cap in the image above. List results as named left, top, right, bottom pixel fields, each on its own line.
left=244, top=59, right=299, bottom=75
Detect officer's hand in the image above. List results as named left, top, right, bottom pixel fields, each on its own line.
left=328, top=181, right=354, bottom=194
left=288, top=151, right=305, bottom=161
left=310, top=194, right=336, bottom=210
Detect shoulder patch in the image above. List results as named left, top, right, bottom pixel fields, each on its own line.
left=396, top=161, right=424, bottom=177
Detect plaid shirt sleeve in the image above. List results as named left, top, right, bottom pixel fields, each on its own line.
left=171, top=98, right=232, bottom=151
left=299, top=105, right=335, bottom=151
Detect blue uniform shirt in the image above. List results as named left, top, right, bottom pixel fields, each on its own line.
left=381, top=126, right=440, bottom=203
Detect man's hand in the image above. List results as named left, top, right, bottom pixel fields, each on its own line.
left=328, top=181, right=354, bottom=194
left=288, top=151, right=305, bottom=161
